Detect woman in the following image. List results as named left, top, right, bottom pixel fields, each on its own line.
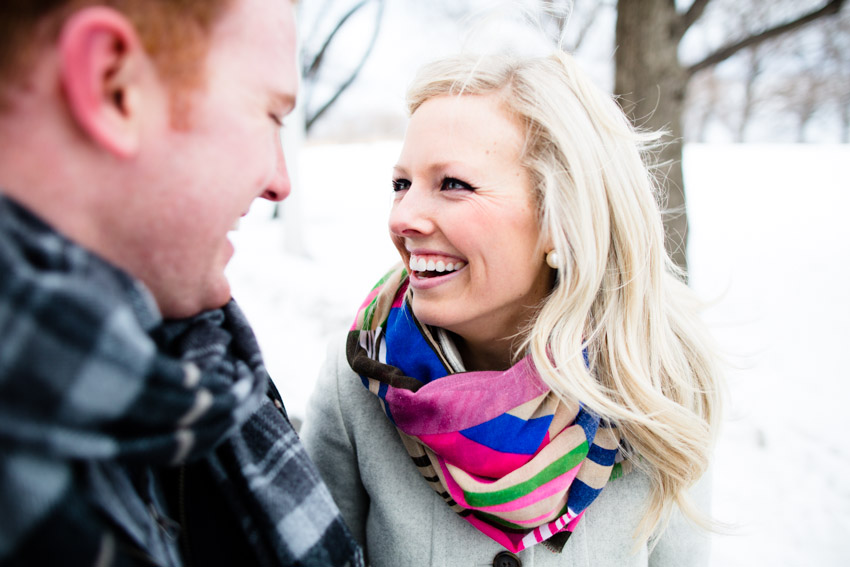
left=302, top=51, right=722, bottom=567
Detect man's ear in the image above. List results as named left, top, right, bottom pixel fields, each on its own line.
left=58, top=7, right=149, bottom=158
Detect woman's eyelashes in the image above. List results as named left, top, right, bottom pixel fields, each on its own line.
left=391, top=177, right=476, bottom=193
left=440, top=177, right=475, bottom=191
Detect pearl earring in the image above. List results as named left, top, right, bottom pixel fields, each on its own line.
left=546, top=250, right=560, bottom=270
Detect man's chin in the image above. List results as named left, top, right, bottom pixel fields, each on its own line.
left=200, top=285, right=234, bottom=314
left=157, top=282, right=232, bottom=320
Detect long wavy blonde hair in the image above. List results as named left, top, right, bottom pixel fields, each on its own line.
left=406, top=52, right=723, bottom=543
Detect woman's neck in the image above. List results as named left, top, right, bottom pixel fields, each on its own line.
left=452, top=332, right=517, bottom=371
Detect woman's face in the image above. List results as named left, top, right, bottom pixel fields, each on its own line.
left=389, top=93, right=553, bottom=357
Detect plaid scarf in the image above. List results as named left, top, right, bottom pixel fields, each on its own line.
left=347, top=266, right=630, bottom=554
left=0, top=195, right=363, bottom=567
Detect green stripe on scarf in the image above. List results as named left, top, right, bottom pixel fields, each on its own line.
left=363, top=298, right=378, bottom=331
left=464, top=441, right=589, bottom=508
left=609, top=462, right=624, bottom=481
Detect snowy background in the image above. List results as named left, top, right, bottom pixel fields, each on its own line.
left=230, top=1, right=850, bottom=564
left=227, top=141, right=850, bottom=566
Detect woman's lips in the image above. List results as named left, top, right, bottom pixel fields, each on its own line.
left=407, top=261, right=467, bottom=290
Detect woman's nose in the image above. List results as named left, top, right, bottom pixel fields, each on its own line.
left=388, top=186, right=434, bottom=237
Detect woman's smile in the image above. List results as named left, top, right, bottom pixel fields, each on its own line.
left=407, top=261, right=467, bottom=289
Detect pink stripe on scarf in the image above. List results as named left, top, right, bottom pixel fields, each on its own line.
left=385, top=356, right=549, bottom=435
left=350, top=276, right=407, bottom=330
left=350, top=289, right=383, bottom=331
left=467, top=512, right=578, bottom=554
left=566, top=510, right=584, bottom=530
left=391, top=289, right=406, bottom=308
left=358, top=286, right=383, bottom=311
left=418, top=431, right=540, bottom=478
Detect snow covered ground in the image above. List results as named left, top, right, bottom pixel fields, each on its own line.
left=227, top=142, right=850, bottom=566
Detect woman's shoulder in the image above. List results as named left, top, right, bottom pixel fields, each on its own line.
left=316, top=335, right=372, bottom=400
left=311, top=333, right=389, bottom=436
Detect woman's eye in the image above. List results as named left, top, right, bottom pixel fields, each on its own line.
left=441, top=177, right=474, bottom=191
left=392, top=179, right=411, bottom=192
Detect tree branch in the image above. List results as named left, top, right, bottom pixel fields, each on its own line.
left=306, top=0, right=385, bottom=131
left=687, top=0, right=846, bottom=77
left=304, top=0, right=371, bottom=80
left=570, top=3, right=604, bottom=51
left=676, top=0, right=712, bottom=39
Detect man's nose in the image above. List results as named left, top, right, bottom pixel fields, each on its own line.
left=262, top=134, right=291, bottom=202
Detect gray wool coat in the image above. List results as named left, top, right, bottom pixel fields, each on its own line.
left=301, top=338, right=712, bottom=567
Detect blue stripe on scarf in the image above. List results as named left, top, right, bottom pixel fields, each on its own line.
left=460, top=414, right=553, bottom=455
left=586, top=443, right=618, bottom=466
left=377, top=382, right=396, bottom=425
left=385, top=303, right=446, bottom=384
left=566, top=478, right=602, bottom=514
left=574, top=406, right=600, bottom=441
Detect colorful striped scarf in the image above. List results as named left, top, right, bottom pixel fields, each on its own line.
left=346, top=266, right=630, bottom=554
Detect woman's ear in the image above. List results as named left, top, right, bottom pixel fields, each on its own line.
left=58, top=7, right=148, bottom=158
left=540, top=230, right=555, bottom=263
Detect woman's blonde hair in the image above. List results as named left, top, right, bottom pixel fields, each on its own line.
left=406, top=52, right=723, bottom=544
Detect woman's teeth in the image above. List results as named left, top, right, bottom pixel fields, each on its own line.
left=409, top=255, right=466, bottom=273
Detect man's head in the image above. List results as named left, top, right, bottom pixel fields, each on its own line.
left=0, top=0, right=235, bottom=111
left=0, top=0, right=299, bottom=318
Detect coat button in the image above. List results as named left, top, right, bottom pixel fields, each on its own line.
left=493, top=551, right=522, bottom=567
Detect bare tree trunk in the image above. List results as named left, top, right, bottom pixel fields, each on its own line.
left=796, top=97, right=817, bottom=143
left=615, top=0, right=690, bottom=274
left=685, top=68, right=722, bottom=144
left=736, top=47, right=764, bottom=143
left=614, top=0, right=845, bottom=275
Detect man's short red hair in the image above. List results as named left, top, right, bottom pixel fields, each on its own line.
left=0, top=0, right=236, bottom=104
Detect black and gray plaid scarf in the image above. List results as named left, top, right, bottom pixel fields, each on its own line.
left=0, top=195, right=364, bottom=567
